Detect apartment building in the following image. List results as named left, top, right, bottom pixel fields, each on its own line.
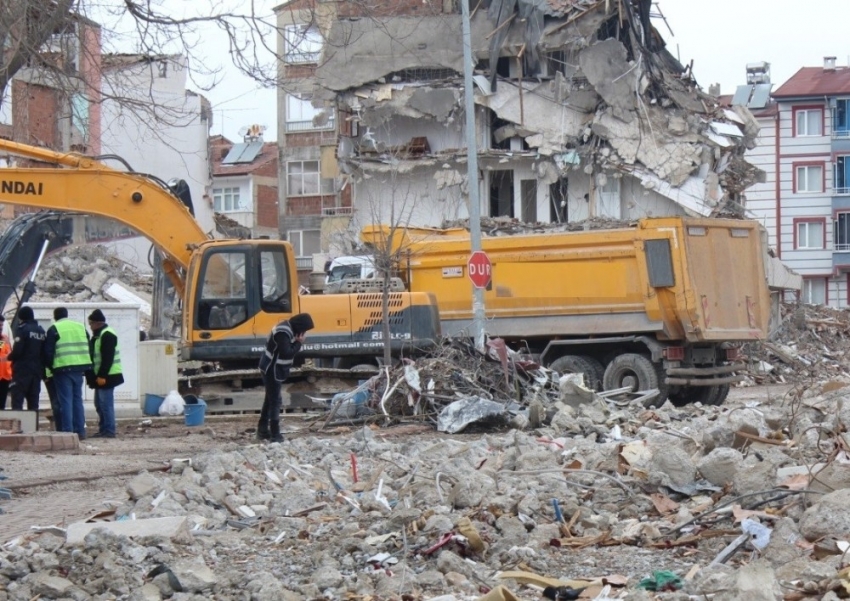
left=276, top=0, right=761, bottom=265
left=741, top=57, right=850, bottom=306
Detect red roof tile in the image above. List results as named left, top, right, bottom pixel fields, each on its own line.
left=773, top=67, right=850, bottom=98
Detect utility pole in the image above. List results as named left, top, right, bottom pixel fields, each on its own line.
left=461, top=0, right=486, bottom=352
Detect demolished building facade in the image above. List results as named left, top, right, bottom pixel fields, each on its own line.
left=276, top=0, right=765, bottom=243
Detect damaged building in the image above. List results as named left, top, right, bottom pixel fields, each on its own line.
left=275, top=0, right=764, bottom=246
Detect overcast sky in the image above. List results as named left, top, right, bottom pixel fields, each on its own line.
left=202, top=0, right=850, bottom=142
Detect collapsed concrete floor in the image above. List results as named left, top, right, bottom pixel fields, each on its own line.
left=2, top=382, right=850, bottom=600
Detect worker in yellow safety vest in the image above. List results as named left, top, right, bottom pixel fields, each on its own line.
left=44, top=307, right=91, bottom=439
left=86, top=309, right=124, bottom=438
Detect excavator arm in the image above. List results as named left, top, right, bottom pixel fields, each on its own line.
left=0, top=140, right=208, bottom=297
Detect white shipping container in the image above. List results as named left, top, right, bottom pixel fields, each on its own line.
left=27, top=303, right=140, bottom=414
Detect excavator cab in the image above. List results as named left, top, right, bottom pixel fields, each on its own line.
left=185, top=240, right=299, bottom=363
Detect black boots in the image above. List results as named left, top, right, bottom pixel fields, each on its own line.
left=256, top=418, right=270, bottom=441
left=269, top=420, right=283, bottom=443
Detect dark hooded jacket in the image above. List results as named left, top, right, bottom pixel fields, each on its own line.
left=258, top=313, right=314, bottom=382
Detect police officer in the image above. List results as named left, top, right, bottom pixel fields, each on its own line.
left=86, top=309, right=124, bottom=438
left=258, top=313, right=313, bottom=443
left=8, top=306, right=46, bottom=411
left=44, top=307, right=91, bottom=439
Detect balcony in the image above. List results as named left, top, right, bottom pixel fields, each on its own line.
left=322, top=206, right=353, bottom=217
left=295, top=256, right=313, bottom=270
left=285, top=118, right=335, bottom=133
left=284, top=51, right=321, bottom=65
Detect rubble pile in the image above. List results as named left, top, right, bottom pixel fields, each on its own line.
left=27, top=245, right=152, bottom=304
left=5, top=384, right=850, bottom=599
left=325, top=339, right=571, bottom=433
left=743, top=303, right=850, bottom=385
left=440, top=216, right=639, bottom=235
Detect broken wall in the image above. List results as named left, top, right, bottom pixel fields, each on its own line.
left=351, top=166, right=468, bottom=229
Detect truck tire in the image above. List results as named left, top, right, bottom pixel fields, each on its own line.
left=669, top=383, right=732, bottom=407
left=603, top=353, right=667, bottom=404
left=549, top=355, right=603, bottom=390
left=704, top=384, right=731, bottom=406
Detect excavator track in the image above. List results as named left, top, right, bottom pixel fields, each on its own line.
left=178, top=365, right=380, bottom=414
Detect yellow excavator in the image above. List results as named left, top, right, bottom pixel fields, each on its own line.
left=0, top=140, right=440, bottom=370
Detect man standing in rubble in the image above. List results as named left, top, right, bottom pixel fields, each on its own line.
left=8, top=306, right=45, bottom=411
left=44, top=307, right=91, bottom=439
left=86, top=309, right=124, bottom=438
left=257, top=313, right=314, bottom=443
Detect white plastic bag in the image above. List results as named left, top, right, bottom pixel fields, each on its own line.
left=158, top=390, right=185, bottom=416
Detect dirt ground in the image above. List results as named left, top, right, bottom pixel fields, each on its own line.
left=0, top=384, right=794, bottom=545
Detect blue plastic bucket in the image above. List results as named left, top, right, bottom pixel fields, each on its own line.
left=184, top=396, right=207, bottom=427
left=144, top=394, right=165, bottom=416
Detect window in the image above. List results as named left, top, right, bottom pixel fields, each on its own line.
left=801, top=278, right=826, bottom=305
left=836, top=99, right=850, bottom=137
left=795, top=220, right=824, bottom=249
left=196, top=250, right=248, bottom=329
left=795, top=108, right=823, bottom=136
left=213, top=187, right=241, bottom=212
left=795, top=164, right=823, bottom=193
left=835, top=212, right=850, bottom=250
left=287, top=229, right=321, bottom=258
left=837, top=156, right=850, bottom=194
left=260, top=248, right=292, bottom=313
left=285, top=94, right=334, bottom=132
left=71, top=94, right=89, bottom=138
left=284, top=25, right=322, bottom=64
left=287, top=161, right=334, bottom=196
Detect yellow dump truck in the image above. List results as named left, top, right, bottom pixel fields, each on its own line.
left=360, top=217, right=771, bottom=405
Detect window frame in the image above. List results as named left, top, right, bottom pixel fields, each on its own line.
left=801, top=277, right=828, bottom=305
left=792, top=105, right=824, bottom=137
left=286, top=229, right=321, bottom=258
left=283, top=24, right=322, bottom=64
left=834, top=211, right=850, bottom=251
left=836, top=99, right=850, bottom=137
left=212, top=186, right=242, bottom=212
left=836, top=155, right=850, bottom=194
left=286, top=159, right=336, bottom=198
left=793, top=162, right=825, bottom=194
left=793, top=218, right=826, bottom=250
left=285, top=94, right=335, bottom=132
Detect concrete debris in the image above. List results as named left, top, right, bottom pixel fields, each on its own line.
left=317, top=1, right=759, bottom=222
left=743, top=303, right=850, bottom=385
left=5, top=376, right=850, bottom=599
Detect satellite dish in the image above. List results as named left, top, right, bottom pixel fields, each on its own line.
left=240, top=124, right=267, bottom=141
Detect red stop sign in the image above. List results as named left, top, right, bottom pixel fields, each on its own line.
left=467, top=250, right=492, bottom=289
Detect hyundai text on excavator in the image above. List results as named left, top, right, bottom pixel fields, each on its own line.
left=0, top=140, right=440, bottom=372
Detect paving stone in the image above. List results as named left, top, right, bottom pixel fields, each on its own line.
left=0, top=433, right=79, bottom=452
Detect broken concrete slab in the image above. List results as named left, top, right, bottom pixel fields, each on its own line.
left=799, top=489, right=850, bottom=541
left=31, top=572, right=75, bottom=597
left=698, top=447, right=743, bottom=487
left=127, top=472, right=161, bottom=500
left=171, top=559, right=217, bottom=593
left=579, top=39, right=639, bottom=123
left=65, top=516, right=189, bottom=545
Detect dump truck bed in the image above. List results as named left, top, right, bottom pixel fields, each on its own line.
left=368, top=217, right=770, bottom=343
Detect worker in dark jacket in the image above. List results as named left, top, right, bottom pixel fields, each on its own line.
left=8, top=306, right=46, bottom=411
left=44, top=307, right=91, bottom=439
left=86, top=309, right=124, bottom=438
left=257, top=313, right=314, bottom=443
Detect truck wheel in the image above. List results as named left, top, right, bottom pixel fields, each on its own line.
left=669, top=383, right=732, bottom=407
left=603, top=353, right=667, bottom=404
left=704, top=384, right=731, bottom=406
left=549, top=355, right=602, bottom=390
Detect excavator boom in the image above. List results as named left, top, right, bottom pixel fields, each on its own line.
left=0, top=141, right=207, bottom=296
